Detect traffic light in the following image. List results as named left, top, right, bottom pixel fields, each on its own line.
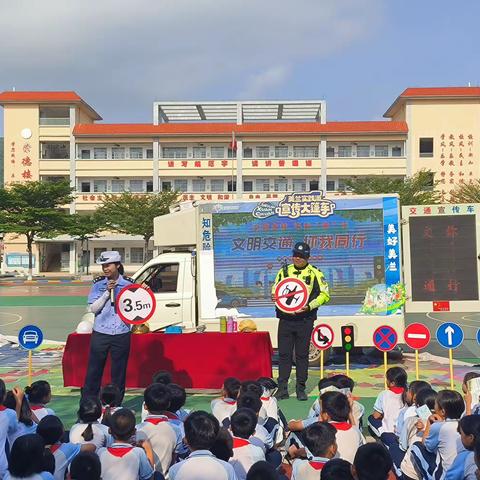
left=341, top=325, right=354, bottom=351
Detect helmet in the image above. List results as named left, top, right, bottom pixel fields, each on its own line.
left=76, top=320, right=93, bottom=334
left=132, top=323, right=150, bottom=334
left=292, top=242, right=310, bottom=259
left=238, top=319, right=257, bottom=332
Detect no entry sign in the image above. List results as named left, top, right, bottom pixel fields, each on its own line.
left=116, top=284, right=156, bottom=325
left=311, top=324, right=334, bottom=350
left=404, top=323, right=431, bottom=350
left=274, top=278, right=308, bottom=313
left=373, top=325, right=398, bottom=352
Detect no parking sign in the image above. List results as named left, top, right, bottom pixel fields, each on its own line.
left=274, top=278, right=308, bottom=313
left=116, top=284, right=156, bottom=325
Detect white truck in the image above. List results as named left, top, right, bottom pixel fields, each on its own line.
left=128, top=192, right=405, bottom=362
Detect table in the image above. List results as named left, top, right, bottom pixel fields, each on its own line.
left=62, top=332, right=273, bottom=390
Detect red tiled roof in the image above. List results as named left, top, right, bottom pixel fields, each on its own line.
left=73, top=121, right=407, bottom=137
left=384, top=87, right=480, bottom=117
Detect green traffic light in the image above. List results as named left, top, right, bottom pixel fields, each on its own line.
left=345, top=344, right=352, bottom=351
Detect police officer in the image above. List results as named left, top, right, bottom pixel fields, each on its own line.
left=271, top=242, right=330, bottom=401
left=82, top=251, right=134, bottom=402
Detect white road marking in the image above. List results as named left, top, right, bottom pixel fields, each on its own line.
left=0, top=311, right=23, bottom=327
left=426, top=312, right=478, bottom=330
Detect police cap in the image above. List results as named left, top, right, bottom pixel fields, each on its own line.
left=292, top=242, right=310, bottom=259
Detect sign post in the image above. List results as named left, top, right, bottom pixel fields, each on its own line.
left=274, top=278, right=308, bottom=314
left=116, top=284, right=157, bottom=325
left=311, top=324, right=334, bottom=379
left=373, top=326, right=398, bottom=389
left=436, top=322, right=464, bottom=389
left=18, top=325, right=44, bottom=385
left=404, top=323, right=431, bottom=380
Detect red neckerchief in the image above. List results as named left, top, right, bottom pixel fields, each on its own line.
left=107, top=445, right=134, bottom=457
left=389, top=386, right=405, bottom=395
left=161, top=411, right=179, bottom=420
left=145, top=416, right=169, bottom=425
left=30, top=405, right=45, bottom=411
left=309, top=461, right=327, bottom=470
left=0, top=406, right=6, bottom=411
left=232, top=437, right=250, bottom=448
left=223, top=399, right=236, bottom=405
left=49, top=444, right=61, bottom=453
left=260, top=397, right=270, bottom=401
left=330, top=421, right=352, bottom=431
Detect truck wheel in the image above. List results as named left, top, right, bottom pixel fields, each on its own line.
left=309, top=342, right=330, bottom=367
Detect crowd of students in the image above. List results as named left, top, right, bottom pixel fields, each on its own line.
left=1, top=368, right=480, bottom=480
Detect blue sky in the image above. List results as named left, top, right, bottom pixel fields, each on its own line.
left=1, top=0, right=479, bottom=134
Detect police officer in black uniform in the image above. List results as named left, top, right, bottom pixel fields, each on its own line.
left=271, top=242, right=330, bottom=400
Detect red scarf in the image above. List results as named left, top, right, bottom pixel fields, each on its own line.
left=331, top=422, right=352, bottom=431
left=309, top=461, right=327, bottom=470
left=232, top=437, right=250, bottom=448
left=389, top=386, right=405, bottom=395
left=107, top=446, right=134, bottom=457
left=145, top=417, right=168, bottom=425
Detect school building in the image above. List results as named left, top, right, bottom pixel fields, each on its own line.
left=0, top=87, right=479, bottom=274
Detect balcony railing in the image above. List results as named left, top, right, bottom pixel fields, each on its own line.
left=39, top=118, right=70, bottom=126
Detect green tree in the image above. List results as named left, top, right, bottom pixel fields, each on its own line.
left=96, top=191, right=179, bottom=262
left=344, top=169, right=441, bottom=205
left=449, top=180, right=480, bottom=203
left=0, top=181, right=74, bottom=279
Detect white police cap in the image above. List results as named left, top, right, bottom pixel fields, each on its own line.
left=96, top=250, right=122, bottom=265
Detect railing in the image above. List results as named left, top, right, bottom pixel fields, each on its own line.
left=39, top=118, right=70, bottom=126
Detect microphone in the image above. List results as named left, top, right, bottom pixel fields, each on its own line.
left=110, top=288, right=115, bottom=306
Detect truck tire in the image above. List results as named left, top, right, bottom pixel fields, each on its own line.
left=308, top=342, right=330, bottom=367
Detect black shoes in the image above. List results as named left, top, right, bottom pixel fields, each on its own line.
left=296, top=390, right=308, bottom=401
left=274, top=389, right=289, bottom=400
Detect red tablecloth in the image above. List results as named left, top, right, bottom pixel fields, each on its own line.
left=62, top=332, right=273, bottom=390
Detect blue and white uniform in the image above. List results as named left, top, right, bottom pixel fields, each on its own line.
left=308, top=397, right=365, bottom=426
left=291, top=456, right=331, bottom=480
left=229, top=437, right=265, bottom=480
left=169, top=450, right=237, bottom=480
left=48, top=442, right=81, bottom=480
left=30, top=405, right=56, bottom=422
left=0, top=406, right=18, bottom=478
left=369, top=388, right=405, bottom=435
left=211, top=398, right=237, bottom=425
left=69, top=421, right=111, bottom=450
left=4, top=472, right=54, bottom=480
left=445, top=450, right=477, bottom=480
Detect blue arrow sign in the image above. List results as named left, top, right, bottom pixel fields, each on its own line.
left=436, top=322, right=463, bottom=349
left=18, top=325, right=43, bottom=350
left=477, top=329, right=480, bottom=346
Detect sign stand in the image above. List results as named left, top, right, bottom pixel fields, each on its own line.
left=436, top=322, right=464, bottom=389
left=384, top=351, right=388, bottom=389
left=311, top=324, right=334, bottom=380
left=18, top=325, right=43, bottom=385
left=449, top=349, right=454, bottom=389
left=28, top=351, right=33, bottom=385
left=346, top=351, right=350, bottom=378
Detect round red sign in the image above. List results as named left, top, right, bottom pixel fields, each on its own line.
left=116, top=284, right=156, bottom=325
left=274, top=278, right=308, bottom=313
left=403, top=323, right=431, bottom=350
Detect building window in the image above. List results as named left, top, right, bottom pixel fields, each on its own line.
left=227, top=180, right=236, bottom=192
left=192, top=179, right=206, bottom=192
left=173, top=179, right=188, bottom=192
left=41, top=142, right=69, bottom=159
left=337, top=146, right=352, bottom=157
left=256, top=146, right=270, bottom=158
left=80, top=149, right=91, bottom=159
left=112, top=147, right=125, bottom=159
left=94, top=148, right=107, bottom=159
left=129, top=180, right=144, bottom=192
left=274, top=179, right=288, bottom=192
left=243, top=180, right=253, bottom=192
left=146, top=148, right=153, bottom=159
left=162, top=181, right=172, bottom=191
left=93, top=180, right=107, bottom=192
left=326, top=180, right=336, bottom=191
left=146, top=181, right=153, bottom=192
left=309, top=180, right=319, bottom=191
left=227, top=148, right=235, bottom=158
left=292, top=179, right=307, bottom=192
left=255, top=179, right=270, bottom=192
left=80, top=182, right=91, bottom=193
left=356, top=145, right=370, bottom=157
left=375, top=145, right=389, bottom=157
left=243, top=147, right=253, bottom=158
left=130, top=147, right=143, bottom=159
left=326, top=147, right=335, bottom=157
left=419, top=138, right=434, bottom=157
left=275, top=146, right=288, bottom=157
left=111, top=179, right=125, bottom=193
left=392, top=146, right=402, bottom=157
left=211, top=146, right=225, bottom=158
left=210, top=179, right=224, bottom=192
left=130, top=247, right=144, bottom=264
left=294, top=146, right=318, bottom=157
left=193, top=147, right=206, bottom=158
left=39, top=107, right=70, bottom=126
left=163, top=147, right=187, bottom=158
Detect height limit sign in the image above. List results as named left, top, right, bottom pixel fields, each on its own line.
left=274, top=278, right=308, bottom=313
left=116, top=284, right=156, bottom=325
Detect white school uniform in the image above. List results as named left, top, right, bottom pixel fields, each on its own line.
left=308, top=398, right=365, bottom=426
left=30, top=405, right=55, bottom=422
left=69, top=421, right=111, bottom=449
left=229, top=437, right=265, bottom=480
left=211, top=398, right=237, bottom=425
left=169, top=449, right=237, bottom=480
left=48, top=442, right=81, bottom=480
left=291, top=456, right=330, bottom=480
left=136, top=414, right=177, bottom=475
left=252, top=422, right=274, bottom=450
left=97, top=442, right=154, bottom=480
left=373, top=388, right=405, bottom=434
left=0, top=406, right=18, bottom=478
left=260, top=396, right=278, bottom=421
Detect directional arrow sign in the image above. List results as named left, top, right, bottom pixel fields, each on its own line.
left=436, top=322, right=464, bottom=349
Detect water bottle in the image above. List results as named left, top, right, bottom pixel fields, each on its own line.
left=226, top=315, right=233, bottom=333
left=220, top=316, right=227, bottom=333
left=232, top=313, right=238, bottom=332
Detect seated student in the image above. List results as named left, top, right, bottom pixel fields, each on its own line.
left=37, top=415, right=95, bottom=480
left=168, top=411, right=237, bottom=480
left=70, top=397, right=111, bottom=450
left=352, top=443, right=393, bottom=480
left=136, top=384, right=178, bottom=477
left=211, top=378, right=241, bottom=426
left=257, top=378, right=279, bottom=422
left=4, top=389, right=36, bottom=450
left=210, top=427, right=234, bottom=463
left=289, top=422, right=337, bottom=479
left=100, top=384, right=123, bottom=426
left=397, top=381, right=431, bottom=438
left=239, top=382, right=268, bottom=424
left=141, top=371, right=174, bottom=422
left=289, top=391, right=365, bottom=463
left=67, top=451, right=101, bottom=480
left=229, top=409, right=265, bottom=480
left=368, top=367, right=408, bottom=438
left=411, top=389, right=465, bottom=480
left=166, top=384, right=191, bottom=422
left=462, top=372, right=480, bottom=416
left=5, top=433, right=55, bottom=480
left=245, top=461, right=282, bottom=480
left=97, top=408, right=154, bottom=480
left=321, top=458, right=355, bottom=480
left=443, top=415, right=480, bottom=480
left=24, top=381, right=55, bottom=422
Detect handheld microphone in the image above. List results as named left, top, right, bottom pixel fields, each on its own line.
left=110, top=288, right=115, bottom=306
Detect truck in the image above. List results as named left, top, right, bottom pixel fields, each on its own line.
left=122, top=192, right=406, bottom=362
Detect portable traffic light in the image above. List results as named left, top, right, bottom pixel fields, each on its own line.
left=341, top=325, right=354, bottom=351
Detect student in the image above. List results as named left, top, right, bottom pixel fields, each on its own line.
left=462, top=372, right=480, bottom=416
left=411, top=389, right=465, bottom=480
left=257, top=378, right=279, bottom=422
left=37, top=415, right=95, bottom=480
left=245, top=461, right=281, bottom=480
left=136, top=384, right=178, bottom=476
left=368, top=367, right=408, bottom=437
left=211, top=378, right=241, bottom=426
left=4, top=433, right=54, bottom=480
left=320, top=458, right=355, bottom=480
left=352, top=443, right=393, bottom=480
left=141, top=371, right=174, bottom=421
left=443, top=415, right=480, bottom=480
left=68, top=452, right=101, bottom=480
left=289, top=422, right=337, bottom=479
left=100, top=384, right=122, bottom=426
left=24, top=381, right=55, bottom=422
left=4, top=390, right=36, bottom=449
left=210, top=427, right=234, bottom=462
left=69, top=397, right=111, bottom=449
left=97, top=408, right=154, bottom=480
left=168, top=411, right=237, bottom=480
left=289, top=391, right=365, bottom=463
left=396, top=381, right=431, bottom=437
left=239, top=382, right=268, bottom=423
left=166, top=384, right=190, bottom=422
left=229, top=408, right=265, bottom=480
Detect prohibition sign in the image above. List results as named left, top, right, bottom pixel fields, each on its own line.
left=274, top=278, right=308, bottom=313
left=404, top=323, right=430, bottom=350
left=311, top=324, right=334, bottom=350
left=373, top=325, right=398, bottom=352
left=116, top=284, right=156, bottom=325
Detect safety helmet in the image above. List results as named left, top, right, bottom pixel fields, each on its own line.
left=292, top=242, right=310, bottom=259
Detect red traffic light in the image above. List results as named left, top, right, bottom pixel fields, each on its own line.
left=344, top=327, right=352, bottom=335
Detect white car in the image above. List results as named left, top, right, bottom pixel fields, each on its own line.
left=22, top=330, right=39, bottom=344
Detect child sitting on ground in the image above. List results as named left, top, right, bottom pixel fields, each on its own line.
left=68, top=451, right=101, bottom=480
left=100, top=384, right=123, bottom=426
left=353, top=443, right=394, bottom=480
left=97, top=408, right=154, bottom=480
left=166, top=384, right=191, bottom=422
left=321, top=458, right=355, bottom=480
left=4, top=389, right=36, bottom=449
left=141, top=370, right=173, bottom=421
left=211, top=378, right=241, bottom=426
left=25, top=381, right=55, bottom=422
